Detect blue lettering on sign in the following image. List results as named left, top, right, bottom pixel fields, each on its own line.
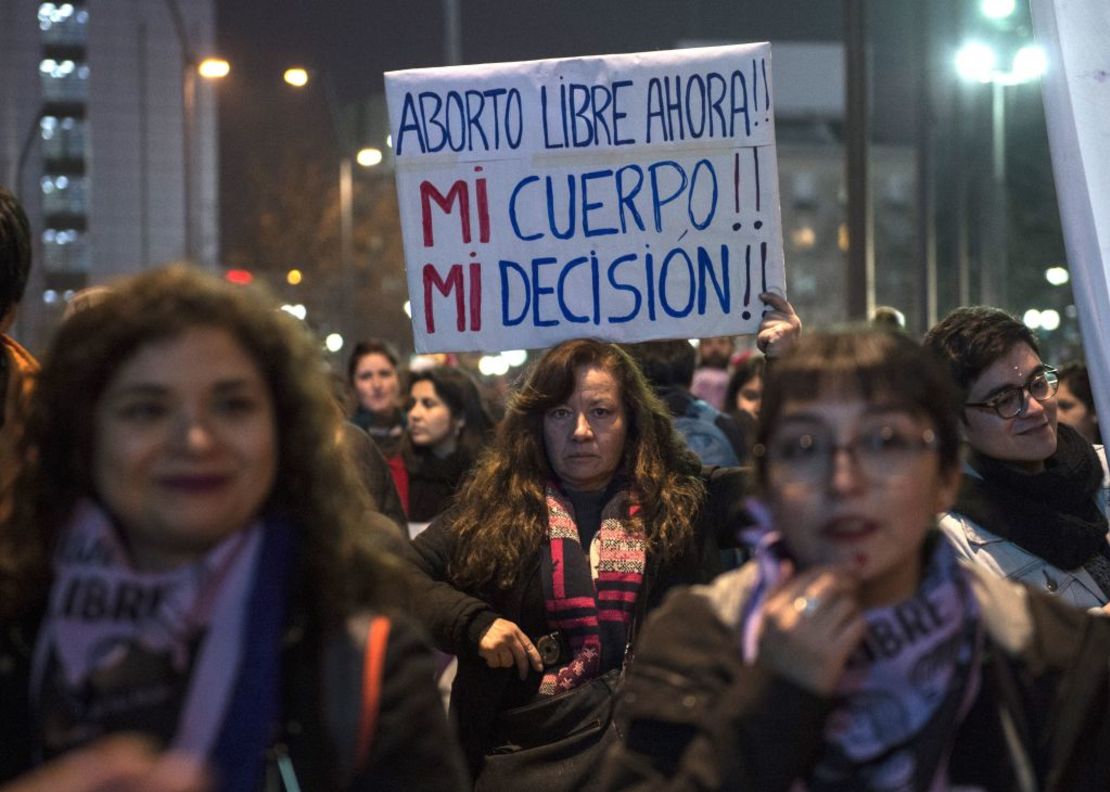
left=541, top=78, right=639, bottom=150
left=507, top=159, right=719, bottom=243
left=644, top=68, right=758, bottom=143
left=395, top=87, right=524, bottom=155
left=496, top=243, right=741, bottom=329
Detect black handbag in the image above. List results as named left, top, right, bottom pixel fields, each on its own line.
left=474, top=667, right=623, bottom=792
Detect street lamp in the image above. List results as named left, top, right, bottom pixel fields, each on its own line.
left=283, top=68, right=382, bottom=338
left=197, top=58, right=230, bottom=80
left=163, top=0, right=228, bottom=265
left=954, top=40, right=1046, bottom=307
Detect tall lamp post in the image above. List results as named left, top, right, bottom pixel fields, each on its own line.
left=282, top=67, right=382, bottom=338
left=163, top=0, right=227, bottom=264
left=954, top=40, right=1045, bottom=308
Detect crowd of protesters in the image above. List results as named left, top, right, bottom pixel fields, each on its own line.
left=1, top=177, right=1109, bottom=792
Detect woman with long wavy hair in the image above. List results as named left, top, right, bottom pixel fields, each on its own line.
left=405, top=338, right=753, bottom=790
left=0, top=265, right=466, bottom=791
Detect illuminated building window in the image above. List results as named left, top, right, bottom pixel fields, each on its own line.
left=40, top=115, right=88, bottom=160
left=40, top=58, right=89, bottom=101
left=42, top=228, right=90, bottom=272
left=41, top=174, right=88, bottom=215
left=39, top=3, right=88, bottom=45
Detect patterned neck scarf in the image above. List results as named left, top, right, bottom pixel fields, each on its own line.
left=537, top=484, right=646, bottom=696
left=32, top=500, right=294, bottom=790
left=740, top=501, right=982, bottom=791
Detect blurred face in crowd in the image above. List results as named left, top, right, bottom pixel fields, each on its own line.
left=407, top=379, right=460, bottom=456
left=698, top=336, right=734, bottom=369
left=543, top=364, right=628, bottom=492
left=735, top=373, right=763, bottom=418
left=93, top=326, right=278, bottom=570
left=765, top=391, right=959, bottom=607
left=1057, top=380, right=1098, bottom=445
left=962, top=342, right=1058, bottom=473
left=354, top=352, right=400, bottom=416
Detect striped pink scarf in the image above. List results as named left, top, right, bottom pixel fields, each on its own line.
left=538, top=484, right=646, bottom=696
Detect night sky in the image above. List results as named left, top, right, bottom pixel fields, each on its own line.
left=215, top=1, right=923, bottom=264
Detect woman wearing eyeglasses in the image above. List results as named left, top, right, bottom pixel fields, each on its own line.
left=602, top=329, right=1110, bottom=790
left=925, top=306, right=1109, bottom=610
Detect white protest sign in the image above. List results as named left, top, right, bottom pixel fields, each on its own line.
left=385, top=43, right=784, bottom=353
left=1030, top=0, right=1110, bottom=430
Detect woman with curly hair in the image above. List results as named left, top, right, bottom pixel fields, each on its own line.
left=405, top=338, right=752, bottom=789
left=0, top=265, right=466, bottom=791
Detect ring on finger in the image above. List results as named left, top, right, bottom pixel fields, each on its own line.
left=792, top=594, right=822, bottom=618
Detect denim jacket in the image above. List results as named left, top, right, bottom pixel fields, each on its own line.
left=938, top=445, right=1110, bottom=611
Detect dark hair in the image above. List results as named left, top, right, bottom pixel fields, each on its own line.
left=725, top=355, right=765, bottom=412
left=1058, top=361, right=1101, bottom=444
left=622, top=339, right=697, bottom=389
left=1058, top=361, right=1094, bottom=414
left=0, top=187, right=32, bottom=317
left=922, top=306, right=1039, bottom=400
left=446, top=339, right=705, bottom=590
left=347, top=338, right=400, bottom=383
left=756, top=329, right=961, bottom=489
left=1, top=264, right=392, bottom=624
left=406, top=366, right=494, bottom=459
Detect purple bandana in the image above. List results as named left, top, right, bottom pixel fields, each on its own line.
left=31, top=500, right=263, bottom=761
left=740, top=499, right=983, bottom=791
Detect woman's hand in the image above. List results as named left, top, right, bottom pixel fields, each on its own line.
left=478, top=618, right=544, bottom=680
left=756, top=564, right=867, bottom=695
left=757, top=292, right=802, bottom=358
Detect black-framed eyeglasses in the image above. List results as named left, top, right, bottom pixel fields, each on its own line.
left=759, top=425, right=940, bottom=484
left=964, top=366, right=1058, bottom=420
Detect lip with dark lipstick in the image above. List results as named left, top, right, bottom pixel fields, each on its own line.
left=819, top=516, right=878, bottom=542
left=158, top=474, right=230, bottom=492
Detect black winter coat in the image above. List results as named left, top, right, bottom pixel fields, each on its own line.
left=403, top=466, right=752, bottom=777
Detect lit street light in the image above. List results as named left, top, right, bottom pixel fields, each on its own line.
left=164, top=0, right=228, bottom=265
left=283, top=67, right=310, bottom=87
left=283, top=67, right=384, bottom=341
left=954, top=36, right=1046, bottom=308
left=197, top=58, right=230, bottom=79
left=356, top=147, right=383, bottom=167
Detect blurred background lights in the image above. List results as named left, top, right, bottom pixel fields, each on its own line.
left=1011, top=45, right=1047, bottom=82
left=356, top=147, right=383, bottom=167
left=980, top=0, right=1016, bottom=20
left=197, top=58, right=230, bottom=79
left=478, top=355, right=511, bottom=377
left=283, top=67, right=309, bottom=87
left=403, top=300, right=412, bottom=318
left=1044, top=266, right=1069, bottom=286
left=1022, top=309, right=1041, bottom=329
left=955, top=42, right=997, bottom=83
left=502, top=349, right=528, bottom=367
left=1039, top=309, right=1060, bottom=331
left=286, top=268, right=303, bottom=285
left=325, top=333, right=344, bottom=352
left=281, top=303, right=307, bottom=320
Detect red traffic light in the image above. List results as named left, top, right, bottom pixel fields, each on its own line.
left=225, top=269, right=254, bottom=285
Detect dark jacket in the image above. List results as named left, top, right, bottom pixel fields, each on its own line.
left=655, top=385, right=750, bottom=467
left=601, top=559, right=1110, bottom=791
left=341, top=421, right=408, bottom=533
left=403, top=466, right=751, bottom=777
left=0, top=608, right=468, bottom=791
